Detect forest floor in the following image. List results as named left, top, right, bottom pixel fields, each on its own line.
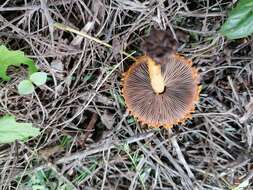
left=0, top=0, right=253, bottom=189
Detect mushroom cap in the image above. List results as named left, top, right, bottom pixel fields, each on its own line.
left=122, top=54, right=199, bottom=127
left=141, top=29, right=178, bottom=63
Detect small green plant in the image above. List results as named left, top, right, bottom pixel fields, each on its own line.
left=73, top=162, right=98, bottom=184
left=120, top=143, right=147, bottom=189
left=0, top=115, right=40, bottom=143
left=22, top=169, right=74, bottom=190
left=220, top=0, right=253, bottom=39
left=0, top=45, right=47, bottom=95
left=18, top=72, right=47, bottom=95
left=59, top=135, right=73, bottom=149
left=0, top=45, right=37, bottom=81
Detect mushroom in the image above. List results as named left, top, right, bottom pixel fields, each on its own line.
left=122, top=29, right=200, bottom=127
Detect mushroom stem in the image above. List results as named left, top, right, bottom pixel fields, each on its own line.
left=147, top=57, right=165, bottom=94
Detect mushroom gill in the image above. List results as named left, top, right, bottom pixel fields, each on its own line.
left=122, top=54, right=199, bottom=127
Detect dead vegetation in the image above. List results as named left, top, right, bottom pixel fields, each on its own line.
left=0, top=0, right=253, bottom=189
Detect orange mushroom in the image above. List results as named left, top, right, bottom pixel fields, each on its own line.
left=122, top=29, right=200, bottom=128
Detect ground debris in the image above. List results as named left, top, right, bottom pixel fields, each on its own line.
left=240, top=97, right=253, bottom=123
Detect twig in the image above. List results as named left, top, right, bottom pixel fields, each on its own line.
left=55, top=52, right=134, bottom=127
left=53, top=22, right=136, bottom=60
left=153, top=138, right=194, bottom=189
left=177, top=11, right=225, bottom=18
left=40, top=0, right=54, bottom=46
left=79, top=112, right=98, bottom=147
left=171, top=135, right=195, bottom=179
left=227, top=76, right=239, bottom=102
left=56, top=131, right=154, bottom=164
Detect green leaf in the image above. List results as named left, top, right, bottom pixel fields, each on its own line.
left=0, top=45, right=38, bottom=81
left=220, top=0, right=253, bottom=39
left=30, top=72, right=47, bottom=86
left=18, top=80, right=35, bottom=95
left=0, top=115, right=40, bottom=143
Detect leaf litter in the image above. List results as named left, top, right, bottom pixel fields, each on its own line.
left=0, top=0, right=253, bottom=189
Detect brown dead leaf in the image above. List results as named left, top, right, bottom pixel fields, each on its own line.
left=78, top=113, right=97, bottom=147
left=38, top=145, right=64, bottom=160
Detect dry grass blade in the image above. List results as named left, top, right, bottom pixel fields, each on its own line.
left=53, top=22, right=136, bottom=60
